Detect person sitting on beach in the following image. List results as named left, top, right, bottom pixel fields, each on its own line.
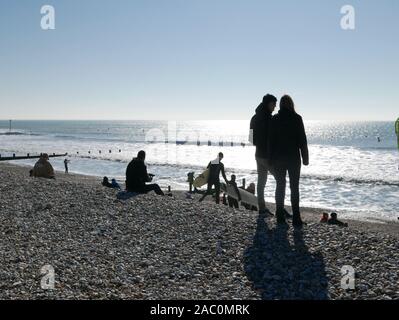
left=125, top=150, right=165, bottom=195
left=227, top=174, right=241, bottom=209
left=199, top=152, right=229, bottom=204
left=102, top=177, right=122, bottom=190
left=111, top=178, right=121, bottom=190
left=328, top=212, right=348, bottom=227
left=32, top=153, right=55, bottom=179
left=320, top=213, right=329, bottom=223
left=102, top=176, right=113, bottom=188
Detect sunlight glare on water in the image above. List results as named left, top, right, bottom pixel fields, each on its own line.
left=0, top=120, right=398, bottom=223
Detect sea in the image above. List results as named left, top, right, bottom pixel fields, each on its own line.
left=0, top=120, right=398, bottom=223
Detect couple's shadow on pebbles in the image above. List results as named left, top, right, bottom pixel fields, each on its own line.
left=244, top=215, right=329, bottom=300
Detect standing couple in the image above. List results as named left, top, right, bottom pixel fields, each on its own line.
left=250, top=94, right=309, bottom=227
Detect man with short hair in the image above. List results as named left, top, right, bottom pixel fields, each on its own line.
left=199, top=152, right=228, bottom=204
left=250, top=94, right=277, bottom=215
left=125, top=150, right=164, bottom=195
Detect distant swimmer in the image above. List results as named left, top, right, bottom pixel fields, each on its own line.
left=377, top=137, right=381, bottom=143
left=199, top=152, right=228, bottom=204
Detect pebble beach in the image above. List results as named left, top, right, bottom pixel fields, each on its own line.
left=0, top=163, right=398, bottom=300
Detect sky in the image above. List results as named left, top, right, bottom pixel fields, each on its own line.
left=0, top=0, right=398, bottom=121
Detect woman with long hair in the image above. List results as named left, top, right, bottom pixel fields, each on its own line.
left=268, top=95, right=309, bottom=227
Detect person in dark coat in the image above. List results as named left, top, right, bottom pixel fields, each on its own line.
left=102, top=176, right=113, bottom=188
left=32, top=153, right=55, bottom=179
left=250, top=94, right=277, bottom=215
left=268, top=95, right=309, bottom=227
left=125, top=150, right=164, bottom=195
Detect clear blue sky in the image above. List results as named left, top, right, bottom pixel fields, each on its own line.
left=0, top=0, right=398, bottom=120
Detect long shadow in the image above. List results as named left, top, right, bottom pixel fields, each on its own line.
left=244, top=215, right=329, bottom=300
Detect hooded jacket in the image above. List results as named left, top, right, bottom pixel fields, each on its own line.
left=32, top=158, right=55, bottom=179
left=250, top=103, right=273, bottom=159
left=268, top=108, right=309, bottom=165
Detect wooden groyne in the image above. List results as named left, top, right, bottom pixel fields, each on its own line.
left=0, top=153, right=68, bottom=162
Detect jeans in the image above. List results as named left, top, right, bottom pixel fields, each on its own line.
left=256, top=157, right=270, bottom=211
left=144, top=184, right=165, bottom=195
left=273, top=161, right=301, bottom=220
left=131, top=184, right=164, bottom=195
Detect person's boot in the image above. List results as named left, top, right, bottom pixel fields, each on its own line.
left=276, top=209, right=287, bottom=225
left=293, top=212, right=305, bottom=228
left=283, top=209, right=293, bottom=219
left=259, top=208, right=274, bottom=218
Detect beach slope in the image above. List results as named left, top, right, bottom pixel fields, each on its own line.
left=0, top=163, right=398, bottom=300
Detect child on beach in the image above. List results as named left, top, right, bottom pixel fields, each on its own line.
left=227, top=174, right=241, bottom=209
left=111, top=179, right=121, bottom=190
left=320, top=213, right=329, bottom=223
